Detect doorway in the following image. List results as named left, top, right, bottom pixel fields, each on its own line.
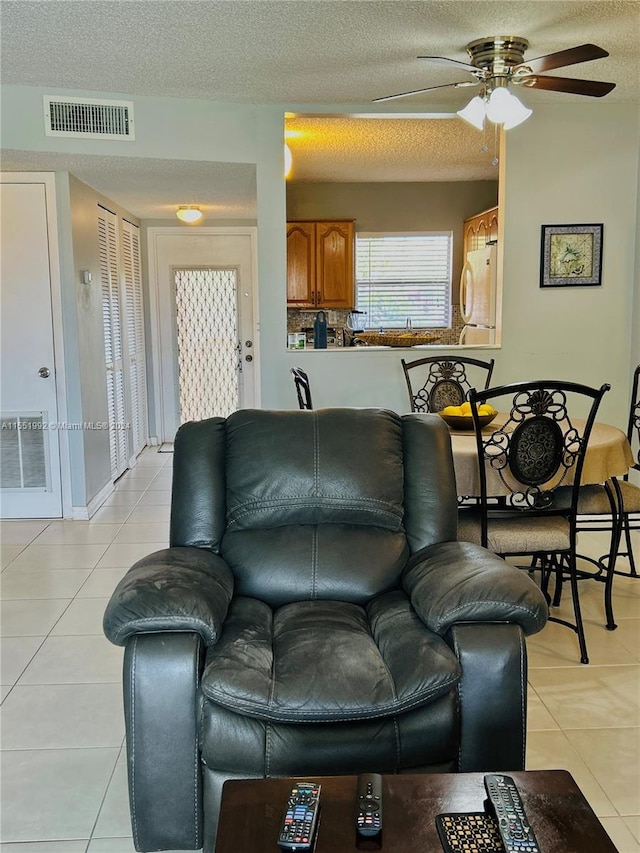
left=148, top=228, right=259, bottom=444
left=0, top=176, right=64, bottom=518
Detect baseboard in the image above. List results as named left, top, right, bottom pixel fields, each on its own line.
left=72, top=480, right=115, bottom=520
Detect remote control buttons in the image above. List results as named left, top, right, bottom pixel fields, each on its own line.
left=356, top=774, right=383, bottom=841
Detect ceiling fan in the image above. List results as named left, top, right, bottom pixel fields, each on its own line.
left=374, top=36, right=616, bottom=129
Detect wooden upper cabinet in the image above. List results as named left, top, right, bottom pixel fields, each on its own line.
left=287, top=220, right=355, bottom=308
left=286, top=222, right=316, bottom=306
left=315, top=221, right=354, bottom=309
left=488, top=210, right=499, bottom=244
left=464, top=223, right=477, bottom=254
left=463, top=206, right=499, bottom=257
left=475, top=219, right=488, bottom=249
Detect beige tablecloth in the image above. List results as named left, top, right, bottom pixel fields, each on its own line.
left=450, top=415, right=635, bottom=497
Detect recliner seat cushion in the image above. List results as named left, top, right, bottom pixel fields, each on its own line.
left=201, top=593, right=459, bottom=723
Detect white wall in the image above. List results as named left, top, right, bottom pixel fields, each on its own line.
left=632, top=109, right=640, bottom=375
left=2, top=86, right=639, bottom=485
left=500, top=104, right=638, bottom=423
left=1, top=87, right=275, bottom=510
left=265, top=104, right=640, bottom=425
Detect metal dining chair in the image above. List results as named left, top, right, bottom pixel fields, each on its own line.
left=401, top=356, right=494, bottom=413
left=570, top=364, right=640, bottom=586
left=457, top=379, right=610, bottom=664
left=291, top=366, right=313, bottom=410
left=615, top=364, right=640, bottom=573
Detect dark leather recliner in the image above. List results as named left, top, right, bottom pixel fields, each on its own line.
left=103, top=408, right=548, bottom=852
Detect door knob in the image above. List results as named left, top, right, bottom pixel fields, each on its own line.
left=38, top=367, right=51, bottom=378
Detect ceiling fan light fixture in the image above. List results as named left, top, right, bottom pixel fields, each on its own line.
left=501, top=98, right=533, bottom=130
left=457, top=95, right=486, bottom=130
left=176, top=205, right=203, bottom=224
left=486, top=87, right=532, bottom=129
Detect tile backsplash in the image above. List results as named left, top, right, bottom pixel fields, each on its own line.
left=287, top=307, right=464, bottom=346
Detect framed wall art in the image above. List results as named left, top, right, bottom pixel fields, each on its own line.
left=540, top=223, right=603, bottom=288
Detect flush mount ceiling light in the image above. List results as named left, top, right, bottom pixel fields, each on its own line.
left=176, top=205, right=203, bottom=224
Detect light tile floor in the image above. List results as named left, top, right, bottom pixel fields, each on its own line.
left=1, top=447, right=639, bottom=852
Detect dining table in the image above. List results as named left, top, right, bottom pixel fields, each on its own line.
left=447, top=411, right=635, bottom=498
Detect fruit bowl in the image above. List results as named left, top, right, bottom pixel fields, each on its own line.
left=438, top=411, right=497, bottom=430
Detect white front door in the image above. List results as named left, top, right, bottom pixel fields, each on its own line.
left=148, top=229, right=259, bottom=443
left=0, top=180, right=63, bottom=518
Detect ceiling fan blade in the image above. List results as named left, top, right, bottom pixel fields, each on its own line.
left=517, top=43, right=609, bottom=74
left=520, top=75, right=616, bottom=97
left=417, top=55, right=480, bottom=74
left=372, top=81, right=478, bottom=103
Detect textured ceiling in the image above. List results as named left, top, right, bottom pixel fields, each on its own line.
left=0, top=151, right=257, bottom=220
left=1, top=1, right=637, bottom=216
left=285, top=115, right=503, bottom=182
left=2, top=1, right=637, bottom=104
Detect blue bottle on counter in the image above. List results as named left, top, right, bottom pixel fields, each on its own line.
left=314, top=310, right=328, bottom=349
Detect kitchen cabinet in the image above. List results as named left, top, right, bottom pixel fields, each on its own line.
left=287, top=220, right=355, bottom=308
left=463, top=206, right=499, bottom=256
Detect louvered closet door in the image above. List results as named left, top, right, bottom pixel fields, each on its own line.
left=121, top=220, right=147, bottom=457
left=98, top=206, right=128, bottom=480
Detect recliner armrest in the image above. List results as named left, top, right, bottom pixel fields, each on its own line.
left=103, top=546, right=234, bottom=646
left=402, top=541, right=548, bottom=637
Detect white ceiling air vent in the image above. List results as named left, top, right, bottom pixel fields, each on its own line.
left=44, top=96, right=135, bottom=140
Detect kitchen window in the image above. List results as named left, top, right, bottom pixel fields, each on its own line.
left=355, top=232, right=452, bottom=329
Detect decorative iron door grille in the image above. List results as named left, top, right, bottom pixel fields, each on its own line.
left=174, top=268, right=239, bottom=422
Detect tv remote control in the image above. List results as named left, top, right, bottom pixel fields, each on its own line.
left=356, top=772, right=383, bottom=846
left=484, top=774, right=540, bottom=853
left=277, top=781, right=321, bottom=851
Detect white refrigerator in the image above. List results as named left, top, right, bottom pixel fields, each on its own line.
left=458, top=244, right=497, bottom=345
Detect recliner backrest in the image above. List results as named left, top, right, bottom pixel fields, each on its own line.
left=170, top=408, right=458, bottom=607
left=225, top=408, right=403, bottom=530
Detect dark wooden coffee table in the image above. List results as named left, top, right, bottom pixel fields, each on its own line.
left=215, top=770, right=618, bottom=852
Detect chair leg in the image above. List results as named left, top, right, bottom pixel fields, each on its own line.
left=536, top=554, right=552, bottom=605
left=603, top=541, right=618, bottom=632
left=544, top=553, right=590, bottom=664
left=566, top=553, right=589, bottom=665
left=551, top=555, right=564, bottom=607
left=603, top=481, right=619, bottom=631
left=622, top=514, right=638, bottom=577
left=609, top=478, right=639, bottom=579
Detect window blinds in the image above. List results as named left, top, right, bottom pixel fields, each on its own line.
left=355, top=233, right=452, bottom=328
